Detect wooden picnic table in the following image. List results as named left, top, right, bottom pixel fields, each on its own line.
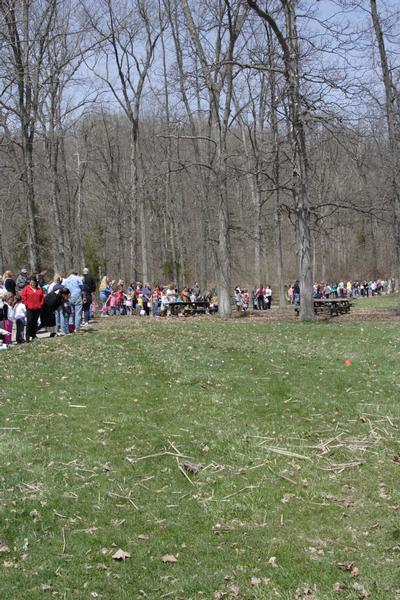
left=167, top=301, right=210, bottom=316
left=295, top=298, right=354, bottom=317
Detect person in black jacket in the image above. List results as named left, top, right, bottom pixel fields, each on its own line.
left=40, top=288, right=71, bottom=337
left=82, top=268, right=96, bottom=323
left=3, top=271, right=16, bottom=297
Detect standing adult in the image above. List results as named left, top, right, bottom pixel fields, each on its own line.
left=293, top=280, right=300, bottom=306
left=16, top=268, right=29, bottom=298
left=264, top=285, right=272, bottom=309
left=256, top=285, right=265, bottom=310
left=142, top=283, right=151, bottom=316
left=3, top=271, right=16, bottom=297
left=192, top=282, right=201, bottom=298
left=82, top=267, right=97, bottom=324
left=62, top=271, right=85, bottom=333
left=21, top=276, right=45, bottom=342
left=40, top=288, right=71, bottom=337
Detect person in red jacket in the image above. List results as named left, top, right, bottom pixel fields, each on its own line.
left=21, top=276, right=45, bottom=342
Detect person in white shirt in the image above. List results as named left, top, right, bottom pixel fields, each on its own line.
left=14, top=299, right=26, bottom=344
left=264, top=285, right=272, bottom=309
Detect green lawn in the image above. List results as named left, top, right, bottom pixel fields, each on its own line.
left=0, top=307, right=399, bottom=599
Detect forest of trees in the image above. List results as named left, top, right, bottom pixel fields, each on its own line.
left=0, top=0, right=399, bottom=318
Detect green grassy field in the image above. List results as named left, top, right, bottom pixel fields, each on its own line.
left=1, top=300, right=399, bottom=599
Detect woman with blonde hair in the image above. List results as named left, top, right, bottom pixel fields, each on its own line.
left=99, top=275, right=111, bottom=313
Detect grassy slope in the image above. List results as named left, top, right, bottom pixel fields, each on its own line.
left=0, top=300, right=399, bottom=599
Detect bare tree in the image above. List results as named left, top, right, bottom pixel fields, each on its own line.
left=0, top=0, right=58, bottom=271
left=83, top=0, right=164, bottom=282
left=370, top=0, right=400, bottom=296
left=247, top=0, right=314, bottom=319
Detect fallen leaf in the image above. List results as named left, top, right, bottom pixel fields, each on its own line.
left=337, top=561, right=354, bottom=571
left=111, top=549, right=130, bottom=561
left=138, top=534, right=149, bottom=540
left=161, top=554, right=178, bottom=563
left=228, top=585, right=239, bottom=597
left=214, top=593, right=224, bottom=599
left=268, top=556, right=278, bottom=567
left=250, top=576, right=270, bottom=586
left=281, top=493, right=295, bottom=504
left=333, top=582, right=346, bottom=592
left=0, top=544, right=10, bottom=553
left=182, top=461, right=203, bottom=474
left=353, top=582, right=369, bottom=598
left=351, top=566, right=360, bottom=577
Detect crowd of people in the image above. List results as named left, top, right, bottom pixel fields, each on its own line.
left=0, top=269, right=219, bottom=347
left=0, top=268, right=96, bottom=346
left=98, top=277, right=218, bottom=317
left=309, top=279, right=395, bottom=301
left=0, top=268, right=396, bottom=347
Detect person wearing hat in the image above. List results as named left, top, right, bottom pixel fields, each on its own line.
left=16, top=268, right=30, bottom=298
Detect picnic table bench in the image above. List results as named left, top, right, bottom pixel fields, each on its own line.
left=295, top=298, right=354, bottom=317
left=167, top=301, right=210, bottom=316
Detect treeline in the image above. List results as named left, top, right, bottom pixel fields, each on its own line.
left=0, top=0, right=398, bottom=318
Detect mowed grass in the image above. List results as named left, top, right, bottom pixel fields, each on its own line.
left=0, top=306, right=400, bottom=599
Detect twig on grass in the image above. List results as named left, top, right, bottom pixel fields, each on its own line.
left=108, top=491, right=139, bottom=510
left=126, top=451, right=190, bottom=464
left=261, top=446, right=311, bottom=461
left=176, top=458, right=194, bottom=485
left=61, top=528, right=67, bottom=554
left=266, top=465, right=298, bottom=486
left=0, top=427, right=20, bottom=431
left=321, top=461, right=363, bottom=473
left=222, top=485, right=259, bottom=500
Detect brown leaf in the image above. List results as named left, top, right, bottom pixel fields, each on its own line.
left=161, top=554, right=178, bottom=563
left=351, top=566, right=360, bottom=577
left=0, top=544, right=10, bottom=553
left=250, top=576, right=270, bottom=586
left=228, top=585, right=240, bottom=597
left=337, top=561, right=354, bottom=571
left=214, top=593, right=225, bottom=600
left=111, top=549, right=130, bottom=561
left=182, top=461, right=203, bottom=474
left=333, top=582, right=347, bottom=592
left=138, top=534, right=149, bottom=540
left=353, top=582, right=369, bottom=598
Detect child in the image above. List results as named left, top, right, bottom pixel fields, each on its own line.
left=14, top=297, right=26, bottom=344
left=242, top=289, right=250, bottom=311
left=2, top=292, right=14, bottom=344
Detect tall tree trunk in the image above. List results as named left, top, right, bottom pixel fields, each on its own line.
left=130, top=125, right=138, bottom=282
left=24, top=137, right=39, bottom=272
left=269, top=52, right=286, bottom=306
left=248, top=0, right=314, bottom=319
left=370, top=0, right=400, bottom=298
